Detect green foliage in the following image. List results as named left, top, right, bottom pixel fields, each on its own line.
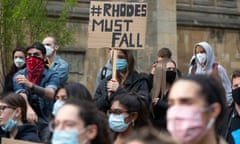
left=0, top=0, right=77, bottom=88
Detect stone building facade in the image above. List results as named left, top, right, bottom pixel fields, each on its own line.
left=48, top=0, right=240, bottom=94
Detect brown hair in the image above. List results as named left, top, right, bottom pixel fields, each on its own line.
left=0, top=92, right=27, bottom=123
left=152, top=59, right=177, bottom=100
left=157, top=48, right=172, bottom=59
left=64, top=99, right=113, bottom=144
left=117, top=50, right=135, bottom=86
left=123, top=126, right=178, bottom=144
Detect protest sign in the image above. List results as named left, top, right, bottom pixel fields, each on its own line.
left=88, top=1, right=147, bottom=49
left=2, top=138, right=41, bottom=144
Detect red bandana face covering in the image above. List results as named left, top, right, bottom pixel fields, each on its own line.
left=26, top=56, right=45, bottom=84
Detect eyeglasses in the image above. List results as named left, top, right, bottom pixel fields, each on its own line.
left=0, top=105, right=16, bottom=112
left=107, top=109, right=129, bottom=115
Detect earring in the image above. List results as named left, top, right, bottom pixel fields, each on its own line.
left=132, top=120, right=135, bottom=127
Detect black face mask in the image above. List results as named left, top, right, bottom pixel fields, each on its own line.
left=166, top=70, right=176, bottom=84
left=232, top=87, right=240, bottom=105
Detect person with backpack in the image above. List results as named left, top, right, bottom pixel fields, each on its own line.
left=94, top=49, right=150, bottom=113
left=188, top=41, right=232, bottom=106
left=93, top=49, right=112, bottom=96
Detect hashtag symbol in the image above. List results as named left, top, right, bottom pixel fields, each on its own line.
left=91, top=5, right=102, bottom=16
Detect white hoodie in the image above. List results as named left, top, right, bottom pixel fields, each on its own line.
left=189, top=41, right=233, bottom=106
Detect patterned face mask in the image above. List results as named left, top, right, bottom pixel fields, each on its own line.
left=26, top=56, right=45, bottom=84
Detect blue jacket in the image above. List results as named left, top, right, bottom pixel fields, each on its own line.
left=13, top=68, right=60, bottom=122
left=50, top=55, right=69, bottom=85
left=0, top=124, right=40, bottom=143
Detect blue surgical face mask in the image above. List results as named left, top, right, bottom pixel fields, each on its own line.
left=51, top=129, right=88, bottom=144
left=108, top=114, right=129, bottom=132
left=1, top=118, right=17, bottom=132
left=116, top=59, right=127, bottom=71
left=52, top=100, right=65, bottom=116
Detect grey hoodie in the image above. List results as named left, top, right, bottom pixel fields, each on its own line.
left=189, top=41, right=233, bottom=106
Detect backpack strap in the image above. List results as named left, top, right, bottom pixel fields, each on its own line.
left=190, top=63, right=197, bottom=74
left=100, top=66, right=107, bottom=80
left=212, top=63, right=218, bottom=70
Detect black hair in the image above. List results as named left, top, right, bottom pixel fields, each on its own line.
left=64, top=82, right=92, bottom=101
left=112, top=92, right=151, bottom=129
left=64, top=99, right=113, bottom=144
left=179, top=74, right=227, bottom=128
left=231, top=70, right=240, bottom=83
left=3, top=47, right=25, bottom=92
left=26, top=42, right=46, bottom=55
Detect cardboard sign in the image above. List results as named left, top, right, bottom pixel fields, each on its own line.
left=2, top=138, right=41, bottom=144
left=88, top=1, right=147, bottom=49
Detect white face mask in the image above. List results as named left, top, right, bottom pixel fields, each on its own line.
left=14, top=58, right=25, bottom=68
left=45, top=45, right=54, bottom=56
left=196, top=53, right=207, bottom=64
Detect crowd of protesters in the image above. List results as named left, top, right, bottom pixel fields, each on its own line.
left=0, top=39, right=239, bottom=144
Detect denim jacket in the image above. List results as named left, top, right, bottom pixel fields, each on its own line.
left=13, top=68, right=60, bottom=122
left=50, top=55, right=69, bottom=85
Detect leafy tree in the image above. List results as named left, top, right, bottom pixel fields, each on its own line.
left=0, top=0, right=77, bottom=89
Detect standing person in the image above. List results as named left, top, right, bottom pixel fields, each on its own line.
left=94, top=49, right=150, bottom=113
left=148, top=48, right=181, bottom=90
left=167, top=75, right=227, bottom=144
left=42, top=36, right=69, bottom=85
left=13, top=42, right=60, bottom=142
left=108, top=92, right=151, bottom=144
left=0, top=92, right=40, bottom=143
left=50, top=98, right=113, bottom=144
left=94, top=48, right=113, bottom=96
left=150, top=47, right=172, bottom=76
left=3, top=47, right=26, bottom=92
left=220, top=70, right=240, bottom=144
left=151, top=59, right=178, bottom=130
left=188, top=41, right=232, bottom=106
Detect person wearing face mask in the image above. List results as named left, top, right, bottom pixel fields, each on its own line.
left=188, top=41, right=232, bottom=106
left=108, top=92, right=151, bottom=144
left=42, top=36, right=69, bottom=85
left=94, top=49, right=150, bottom=113
left=167, top=75, right=227, bottom=144
left=13, top=42, right=60, bottom=142
left=220, top=70, right=240, bottom=144
left=147, top=48, right=181, bottom=92
left=0, top=92, right=40, bottom=143
left=151, top=59, right=178, bottom=130
left=52, top=82, right=93, bottom=117
left=3, top=47, right=26, bottom=92
left=50, top=98, right=113, bottom=144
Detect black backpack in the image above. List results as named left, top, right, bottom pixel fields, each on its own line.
left=100, top=66, right=108, bottom=80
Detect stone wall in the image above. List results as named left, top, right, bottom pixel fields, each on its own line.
left=48, top=0, right=240, bottom=94
left=177, top=0, right=240, bottom=76
left=52, top=0, right=177, bottom=94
